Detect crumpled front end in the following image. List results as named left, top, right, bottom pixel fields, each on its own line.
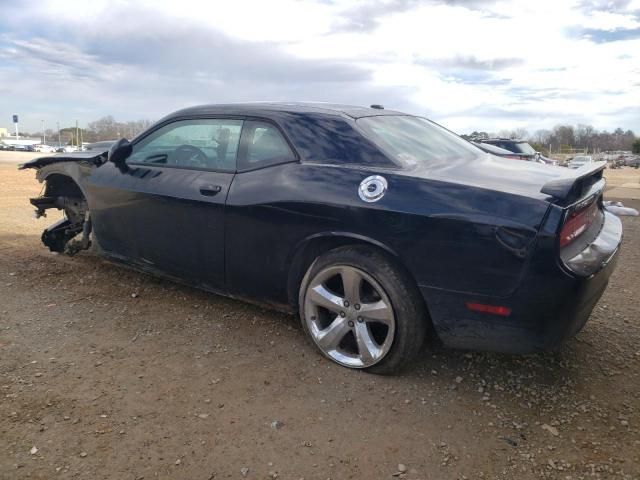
left=22, top=155, right=101, bottom=255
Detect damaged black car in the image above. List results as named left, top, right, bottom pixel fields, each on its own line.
left=21, top=103, right=622, bottom=373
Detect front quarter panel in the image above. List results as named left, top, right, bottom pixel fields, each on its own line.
left=225, top=162, right=550, bottom=305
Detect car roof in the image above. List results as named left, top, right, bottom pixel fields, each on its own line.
left=165, top=102, right=405, bottom=120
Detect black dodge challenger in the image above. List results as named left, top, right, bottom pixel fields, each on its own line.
left=21, top=103, right=622, bottom=373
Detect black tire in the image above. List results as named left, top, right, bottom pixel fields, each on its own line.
left=298, top=245, right=427, bottom=374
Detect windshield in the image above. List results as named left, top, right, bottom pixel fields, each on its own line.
left=356, top=115, right=479, bottom=167
left=573, top=156, right=591, bottom=162
left=513, top=142, right=536, bottom=154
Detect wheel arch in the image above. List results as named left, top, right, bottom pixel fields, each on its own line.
left=32, top=169, right=94, bottom=254
left=286, top=232, right=422, bottom=311
left=42, top=172, right=86, bottom=199
left=35, top=162, right=91, bottom=201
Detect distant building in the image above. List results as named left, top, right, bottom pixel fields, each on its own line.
left=0, top=127, right=8, bottom=137
left=2, top=138, right=41, bottom=147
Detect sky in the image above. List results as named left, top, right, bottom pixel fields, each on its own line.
left=1, top=0, right=639, bottom=135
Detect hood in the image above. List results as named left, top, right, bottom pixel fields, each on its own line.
left=18, top=151, right=106, bottom=170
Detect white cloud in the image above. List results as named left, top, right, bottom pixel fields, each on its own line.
left=1, top=0, right=639, bottom=134
left=581, top=10, right=640, bottom=30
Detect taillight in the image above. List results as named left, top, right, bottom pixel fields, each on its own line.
left=560, top=202, right=599, bottom=247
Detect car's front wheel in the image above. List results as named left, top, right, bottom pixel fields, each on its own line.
left=299, top=246, right=427, bottom=374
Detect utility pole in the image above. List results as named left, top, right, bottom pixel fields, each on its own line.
left=57, top=122, right=61, bottom=147
left=75, top=120, right=79, bottom=148
left=41, top=120, right=45, bottom=144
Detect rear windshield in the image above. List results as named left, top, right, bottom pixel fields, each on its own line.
left=356, top=115, right=479, bottom=167
left=477, top=142, right=512, bottom=154
left=512, top=142, right=536, bottom=154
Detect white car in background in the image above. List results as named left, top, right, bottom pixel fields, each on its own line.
left=34, top=144, right=57, bottom=153
left=568, top=155, right=593, bottom=169
left=61, top=145, right=79, bottom=153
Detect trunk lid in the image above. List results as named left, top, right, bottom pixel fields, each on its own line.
left=408, top=154, right=605, bottom=204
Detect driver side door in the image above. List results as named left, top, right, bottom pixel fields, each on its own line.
left=88, top=117, right=242, bottom=291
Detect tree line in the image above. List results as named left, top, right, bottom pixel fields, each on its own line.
left=463, top=124, right=638, bottom=155
left=24, top=116, right=154, bottom=145
left=19, top=116, right=640, bottom=154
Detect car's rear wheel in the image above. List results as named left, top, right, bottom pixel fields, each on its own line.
left=299, top=246, right=427, bottom=374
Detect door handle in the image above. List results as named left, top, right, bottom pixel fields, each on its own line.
left=200, top=185, right=222, bottom=196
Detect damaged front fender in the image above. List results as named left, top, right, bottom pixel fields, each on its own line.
left=22, top=153, right=103, bottom=254
left=18, top=151, right=106, bottom=171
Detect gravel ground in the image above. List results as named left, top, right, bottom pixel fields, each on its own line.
left=0, top=159, right=639, bottom=480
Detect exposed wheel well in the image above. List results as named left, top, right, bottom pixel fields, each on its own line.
left=44, top=173, right=85, bottom=199
left=33, top=173, right=92, bottom=254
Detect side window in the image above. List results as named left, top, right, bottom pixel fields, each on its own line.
left=128, top=118, right=243, bottom=171
left=239, top=121, right=296, bottom=171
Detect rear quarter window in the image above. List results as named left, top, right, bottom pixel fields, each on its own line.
left=238, top=120, right=296, bottom=171
left=279, top=113, right=394, bottom=167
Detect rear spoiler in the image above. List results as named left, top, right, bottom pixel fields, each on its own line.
left=540, top=161, right=606, bottom=203
left=18, top=152, right=106, bottom=170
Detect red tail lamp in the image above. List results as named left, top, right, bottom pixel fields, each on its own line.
left=465, top=302, right=512, bottom=317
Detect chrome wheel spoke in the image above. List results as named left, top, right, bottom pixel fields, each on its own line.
left=354, top=322, right=381, bottom=363
left=340, top=267, right=362, bottom=304
left=303, top=264, right=395, bottom=369
left=317, top=316, right=350, bottom=350
left=359, top=299, right=393, bottom=324
left=307, top=284, right=344, bottom=313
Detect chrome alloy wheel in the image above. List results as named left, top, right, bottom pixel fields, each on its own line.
left=303, top=265, right=396, bottom=368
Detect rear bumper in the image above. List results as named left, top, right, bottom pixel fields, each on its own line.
left=420, top=212, right=622, bottom=354
left=562, top=212, right=622, bottom=277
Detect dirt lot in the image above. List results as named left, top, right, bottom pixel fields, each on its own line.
left=1, top=153, right=639, bottom=480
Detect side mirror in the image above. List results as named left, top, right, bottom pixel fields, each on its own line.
left=108, top=138, right=132, bottom=172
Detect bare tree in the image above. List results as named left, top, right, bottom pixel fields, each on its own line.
left=513, top=128, right=529, bottom=140
left=532, top=129, right=551, bottom=145
left=85, top=116, right=154, bottom=141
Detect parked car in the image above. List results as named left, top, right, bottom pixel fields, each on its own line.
left=535, top=153, right=558, bottom=166
left=568, top=155, right=593, bottom=169
left=57, top=145, right=78, bottom=153
left=20, top=103, right=622, bottom=373
left=11, top=144, right=35, bottom=152
left=482, top=138, right=538, bottom=160
left=472, top=142, right=526, bottom=159
left=479, top=138, right=557, bottom=165
left=619, top=155, right=640, bottom=168
left=34, top=144, right=57, bottom=153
